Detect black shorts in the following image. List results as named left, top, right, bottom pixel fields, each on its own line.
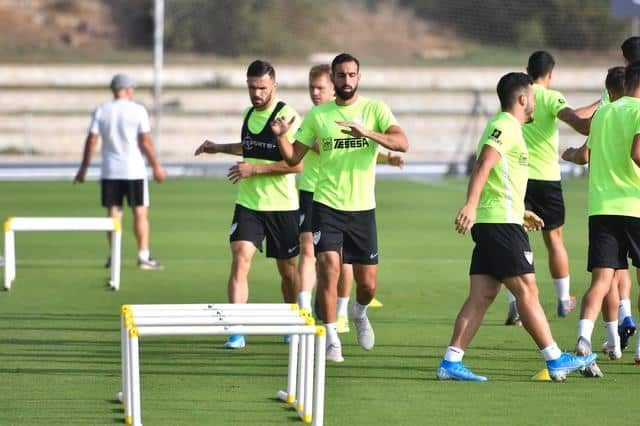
left=524, top=179, right=565, bottom=230
left=229, top=204, right=299, bottom=259
left=101, top=179, right=148, bottom=208
left=299, top=190, right=314, bottom=233
left=469, top=223, right=535, bottom=280
left=587, top=215, right=640, bottom=271
left=311, top=201, right=378, bottom=265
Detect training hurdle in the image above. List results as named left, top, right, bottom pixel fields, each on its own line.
left=3, top=217, right=122, bottom=291
left=119, top=303, right=326, bottom=426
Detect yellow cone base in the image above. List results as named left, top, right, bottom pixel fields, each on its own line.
left=532, top=369, right=551, bottom=381
left=368, top=298, right=383, bottom=308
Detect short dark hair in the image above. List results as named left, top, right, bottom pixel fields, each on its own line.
left=331, top=53, right=360, bottom=74
left=621, top=37, right=640, bottom=63
left=247, top=60, right=275, bottom=80
left=624, top=61, right=640, bottom=94
left=527, top=51, right=555, bottom=80
left=309, top=64, right=331, bottom=80
left=497, top=72, right=533, bottom=110
left=605, top=66, right=625, bottom=99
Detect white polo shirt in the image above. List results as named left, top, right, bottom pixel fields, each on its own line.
left=89, top=99, right=151, bottom=180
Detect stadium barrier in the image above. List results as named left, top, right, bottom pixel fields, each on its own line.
left=3, top=217, right=122, bottom=290
left=119, top=303, right=326, bottom=426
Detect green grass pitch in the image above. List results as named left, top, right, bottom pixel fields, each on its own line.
left=0, top=178, right=637, bottom=425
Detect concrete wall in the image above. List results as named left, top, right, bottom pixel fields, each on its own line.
left=0, top=65, right=606, bottom=163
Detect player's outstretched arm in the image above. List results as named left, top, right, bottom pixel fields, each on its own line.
left=271, top=116, right=309, bottom=166
left=336, top=121, right=409, bottom=152
left=574, top=100, right=600, bottom=120
left=558, top=107, right=591, bottom=136
left=631, top=134, right=640, bottom=168
left=561, top=142, right=590, bottom=165
left=194, top=140, right=243, bottom=156
left=376, top=152, right=404, bottom=168
left=138, top=132, right=166, bottom=182
left=227, top=160, right=302, bottom=184
left=455, top=145, right=501, bottom=235
left=73, top=133, right=99, bottom=184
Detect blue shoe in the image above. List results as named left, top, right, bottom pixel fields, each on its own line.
left=546, top=352, right=597, bottom=381
left=437, top=360, right=487, bottom=382
left=283, top=335, right=292, bottom=344
left=618, top=316, right=636, bottom=351
left=223, top=335, right=245, bottom=349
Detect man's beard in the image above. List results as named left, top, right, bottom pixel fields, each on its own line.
left=336, top=84, right=357, bottom=101
left=251, top=91, right=273, bottom=108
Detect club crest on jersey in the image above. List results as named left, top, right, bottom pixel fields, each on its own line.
left=322, top=137, right=333, bottom=152
left=519, top=152, right=529, bottom=166
left=313, top=231, right=321, bottom=245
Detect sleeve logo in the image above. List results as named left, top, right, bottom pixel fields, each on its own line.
left=489, top=128, right=502, bottom=144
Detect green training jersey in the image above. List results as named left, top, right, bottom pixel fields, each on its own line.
left=587, top=96, right=640, bottom=218
left=476, top=111, right=529, bottom=225
left=296, top=96, right=398, bottom=211
left=299, top=148, right=320, bottom=192
left=236, top=100, right=301, bottom=211
left=522, top=84, right=569, bottom=181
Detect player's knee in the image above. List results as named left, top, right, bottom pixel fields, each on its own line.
left=317, top=253, right=340, bottom=274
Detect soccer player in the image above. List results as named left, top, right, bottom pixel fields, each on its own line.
left=194, top=60, right=302, bottom=349
left=563, top=66, right=636, bottom=358
left=74, top=73, right=165, bottom=270
left=503, top=51, right=592, bottom=325
left=437, top=72, right=597, bottom=382
left=271, top=53, right=409, bottom=362
left=298, top=64, right=403, bottom=333
left=570, top=37, right=640, bottom=346
left=562, top=63, right=640, bottom=367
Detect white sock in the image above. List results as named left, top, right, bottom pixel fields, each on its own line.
left=506, top=289, right=516, bottom=304
left=604, top=321, right=620, bottom=350
left=350, top=301, right=368, bottom=319
left=325, top=323, right=340, bottom=346
left=298, top=291, right=312, bottom=312
left=553, top=276, right=570, bottom=301
left=578, top=319, right=595, bottom=343
left=337, top=297, right=349, bottom=318
left=619, top=299, right=632, bottom=322
left=138, top=250, right=150, bottom=261
left=540, top=342, right=563, bottom=361
left=444, top=346, right=464, bottom=362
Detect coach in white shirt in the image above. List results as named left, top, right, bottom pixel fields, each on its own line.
left=74, top=74, right=165, bottom=270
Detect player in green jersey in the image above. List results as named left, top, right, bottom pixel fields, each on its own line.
left=271, top=53, right=409, bottom=362
left=437, top=72, right=597, bottom=381
left=563, top=64, right=640, bottom=368
left=504, top=51, right=592, bottom=325
left=567, top=37, right=640, bottom=355
left=567, top=66, right=636, bottom=356
left=298, top=65, right=402, bottom=333
left=194, top=60, right=302, bottom=349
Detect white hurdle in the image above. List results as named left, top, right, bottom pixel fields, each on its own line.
left=3, top=217, right=122, bottom=290
left=119, top=303, right=326, bottom=426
